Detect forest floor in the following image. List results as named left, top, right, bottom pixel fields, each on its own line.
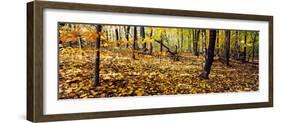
left=58, top=47, right=259, bottom=99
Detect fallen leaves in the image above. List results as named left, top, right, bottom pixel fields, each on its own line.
left=58, top=47, right=259, bottom=99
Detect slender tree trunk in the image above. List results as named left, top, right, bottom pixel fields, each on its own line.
left=115, top=28, right=119, bottom=47
left=160, top=40, right=163, bottom=52
left=243, top=31, right=247, bottom=63
left=132, top=27, right=137, bottom=59
left=140, top=26, right=146, bottom=49
left=181, top=29, right=184, bottom=52
left=224, top=30, right=230, bottom=66
left=252, top=33, right=256, bottom=64
left=106, top=29, right=110, bottom=41
left=126, top=26, right=130, bottom=48
left=149, top=28, right=153, bottom=54
left=187, top=31, right=191, bottom=52
left=193, top=29, right=199, bottom=56
left=235, top=31, right=240, bottom=59
left=177, top=30, right=180, bottom=53
left=216, top=30, right=220, bottom=57
left=200, top=29, right=216, bottom=79
left=93, top=25, right=102, bottom=87
left=202, top=29, right=207, bottom=60
left=78, top=35, right=82, bottom=49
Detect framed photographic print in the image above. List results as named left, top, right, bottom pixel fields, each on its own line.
left=27, top=1, right=273, bottom=122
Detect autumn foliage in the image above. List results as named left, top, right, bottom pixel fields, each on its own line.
left=58, top=23, right=259, bottom=99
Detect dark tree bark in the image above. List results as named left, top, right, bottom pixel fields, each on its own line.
left=93, top=25, right=102, bottom=87
left=126, top=26, right=130, bottom=48
left=140, top=26, right=146, bottom=49
left=193, top=29, right=200, bottom=56
left=132, top=26, right=137, bottom=59
left=200, top=29, right=216, bottom=79
left=224, top=30, right=230, bottom=66
left=115, top=28, right=120, bottom=47
left=154, top=40, right=176, bottom=56
left=149, top=28, right=153, bottom=54
left=160, top=40, right=163, bottom=52
left=243, top=32, right=247, bottom=63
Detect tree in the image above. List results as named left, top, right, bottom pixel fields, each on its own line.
left=193, top=29, right=200, bottom=56
left=252, top=32, right=257, bottom=64
left=126, top=26, right=130, bottom=48
left=235, top=31, right=240, bottom=60
left=115, top=27, right=120, bottom=47
left=149, top=28, right=153, bottom=54
left=243, top=31, right=247, bottom=63
left=140, top=26, right=146, bottom=49
left=132, top=26, right=137, bottom=59
left=177, top=29, right=180, bottom=53
left=202, top=29, right=207, bottom=60
left=200, top=29, right=216, bottom=79
left=224, top=30, right=230, bottom=66
left=215, top=30, right=220, bottom=57
left=93, top=25, right=102, bottom=87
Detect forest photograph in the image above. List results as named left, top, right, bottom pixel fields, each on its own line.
left=58, top=23, right=259, bottom=99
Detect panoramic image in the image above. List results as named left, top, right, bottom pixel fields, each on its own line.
left=58, top=23, right=259, bottom=99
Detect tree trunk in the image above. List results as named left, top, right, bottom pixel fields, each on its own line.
left=216, top=30, right=220, bottom=57
left=78, top=35, right=83, bottom=49
left=93, top=25, right=102, bottom=87
left=126, top=26, right=130, bottom=48
left=224, top=30, right=230, bottom=66
left=235, top=31, right=240, bottom=60
left=177, top=30, right=180, bottom=53
left=132, top=26, right=137, bottom=59
left=160, top=40, right=163, bottom=52
left=193, top=29, right=199, bottom=56
left=200, top=29, right=216, bottom=79
left=252, top=33, right=256, bottom=64
left=243, top=32, right=247, bottom=63
left=149, top=28, right=153, bottom=54
left=115, top=28, right=119, bottom=47
left=140, top=26, right=146, bottom=49
left=181, top=29, right=184, bottom=52
left=155, top=40, right=176, bottom=56
left=202, top=29, right=207, bottom=60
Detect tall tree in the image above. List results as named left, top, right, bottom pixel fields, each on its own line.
left=177, top=29, right=181, bottom=53
left=243, top=31, right=247, bottom=63
left=252, top=32, right=257, bottom=64
left=200, top=29, right=216, bottom=79
left=132, top=26, right=137, bottom=59
left=93, top=25, right=102, bottom=87
left=215, top=30, right=220, bottom=57
left=149, top=28, right=153, bottom=54
left=224, top=30, right=230, bottom=66
left=202, top=29, right=207, bottom=60
left=140, top=26, right=146, bottom=49
left=126, top=26, right=130, bottom=48
left=181, top=29, right=184, bottom=52
left=235, top=31, right=240, bottom=60
left=193, top=29, right=200, bottom=56
left=115, top=27, right=120, bottom=47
